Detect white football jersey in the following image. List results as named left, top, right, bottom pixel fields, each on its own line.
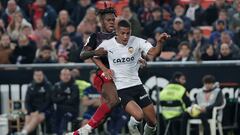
left=97, top=36, right=153, bottom=90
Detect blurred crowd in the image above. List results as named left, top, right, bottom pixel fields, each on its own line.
left=0, top=0, right=240, bottom=64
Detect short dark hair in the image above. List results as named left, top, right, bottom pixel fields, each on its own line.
left=171, top=71, right=185, bottom=83
left=40, top=45, right=52, bottom=51
left=178, top=41, right=191, bottom=50
left=97, top=2, right=116, bottom=18
left=202, top=75, right=216, bottom=84
left=33, top=69, right=43, bottom=73
left=117, top=19, right=131, bottom=28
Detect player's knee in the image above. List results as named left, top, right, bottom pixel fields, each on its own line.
left=134, top=112, right=144, bottom=121
left=146, top=117, right=157, bottom=127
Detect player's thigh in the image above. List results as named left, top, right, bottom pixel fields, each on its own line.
left=25, top=115, right=31, bottom=124
left=125, top=100, right=144, bottom=121
left=142, top=104, right=157, bottom=125
left=102, top=82, right=118, bottom=101
left=37, top=113, right=45, bottom=123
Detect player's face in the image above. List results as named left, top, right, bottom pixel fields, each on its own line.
left=60, top=69, right=71, bottom=83
left=204, top=83, right=214, bottom=91
left=33, top=71, right=44, bottom=83
left=116, top=26, right=131, bottom=45
left=102, top=13, right=115, bottom=33
left=177, top=75, right=186, bottom=85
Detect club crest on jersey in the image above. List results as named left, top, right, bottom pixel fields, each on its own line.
left=128, top=47, right=134, bottom=54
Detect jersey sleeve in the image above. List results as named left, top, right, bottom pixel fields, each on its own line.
left=138, top=38, right=153, bottom=55
left=96, top=40, right=108, bottom=50
left=84, top=33, right=97, bottom=49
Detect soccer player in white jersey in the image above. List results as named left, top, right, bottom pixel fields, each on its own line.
left=95, top=19, right=170, bottom=135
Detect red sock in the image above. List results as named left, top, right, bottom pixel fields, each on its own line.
left=88, top=102, right=111, bottom=128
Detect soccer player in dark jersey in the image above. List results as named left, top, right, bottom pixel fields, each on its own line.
left=73, top=5, right=119, bottom=135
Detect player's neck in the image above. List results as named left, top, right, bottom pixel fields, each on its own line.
left=101, top=29, right=114, bottom=34
left=115, top=37, right=127, bottom=46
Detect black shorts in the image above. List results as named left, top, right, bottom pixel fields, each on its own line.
left=117, top=85, right=152, bottom=109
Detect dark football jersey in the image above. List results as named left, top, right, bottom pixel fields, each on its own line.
left=85, top=32, right=115, bottom=68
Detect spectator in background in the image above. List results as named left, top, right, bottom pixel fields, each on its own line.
left=191, top=27, right=209, bottom=52
left=52, top=68, right=79, bottom=135
left=181, top=75, right=224, bottom=135
left=32, top=18, right=52, bottom=48
left=0, top=34, right=15, bottom=64
left=57, top=54, right=69, bottom=64
left=161, top=5, right=173, bottom=29
left=10, top=34, right=36, bottom=64
left=81, top=70, right=101, bottom=126
left=1, top=0, right=25, bottom=26
left=21, top=25, right=33, bottom=41
left=7, top=11, right=32, bottom=41
left=204, top=0, right=230, bottom=25
left=71, top=68, right=90, bottom=98
left=121, top=6, right=142, bottom=37
left=129, top=0, right=143, bottom=13
left=143, top=7, right=163, bottom=39
left=170, top=4, right=191, bottom=30
left=160, top=72, right=191, bottom=135
left=164, top=17, right=188, bottom=52
left=83, top=7, right=97, bottom=24
left=54, top=10, right=72, bottom=40
left=16, top=69, right=53, bottom=135
left=34, top=45, right=57, bottom=63
left=30, top=0, right=57, bottom=29
left=218, top=43, right=235, bottom=60
left=71, top=0, right=92, bottom=26
left=220, top=32, right=240, bottom=59
left=77, top=19, right=96, bottom=44
left=229, top=1, right=240, bottom=33
left=214, top=9, right=229, bottom=29
left=172, top=41, right=194, bottom=62
left=194, top=44, right=218, bottom=61
left=185, top=0, right=204, bottom=26
left=56, top=34, right=80, bottom=62
left=66, top=22, right=84, bottom=53
left=137, top=0, right=157, bottom=26
left=209, top=20, right=228, bottom=47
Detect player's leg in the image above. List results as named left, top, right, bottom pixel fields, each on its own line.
left=19, top=112, right=45, bottom=135
left=74, top=71, right=118, bottom=134
left=86, top=81, right=118, bottom=128
left=125, top=101, right=144, bottom=135
left=142, top=104, right=157, bottom=135
left=117, top=86, right=144, bottom=135
left=137, top=85, right=157, bottom=135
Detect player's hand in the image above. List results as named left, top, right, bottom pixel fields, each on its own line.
left=95, top=48, right=108, bottom=57
left=102, top=69, right=114, bottom=80
left=138, top=58, right=147, bottom=69
left=200, top=107, right=206, bottom=113
left=156, top=32, right=171, bottom=43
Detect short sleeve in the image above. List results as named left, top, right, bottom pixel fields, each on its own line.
left=85, top=33, right=97, bottom=49
left=96, top=40, right=108, bottom=50
left=138, top=38, right=153, bottom=55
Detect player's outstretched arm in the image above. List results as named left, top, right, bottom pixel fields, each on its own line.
left=147, top=33, right=170, bottom=58
left=80, top=46, right=108, bottom=60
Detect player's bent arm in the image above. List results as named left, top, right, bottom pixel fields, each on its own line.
left=147, top=40, right=164, bottom=58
